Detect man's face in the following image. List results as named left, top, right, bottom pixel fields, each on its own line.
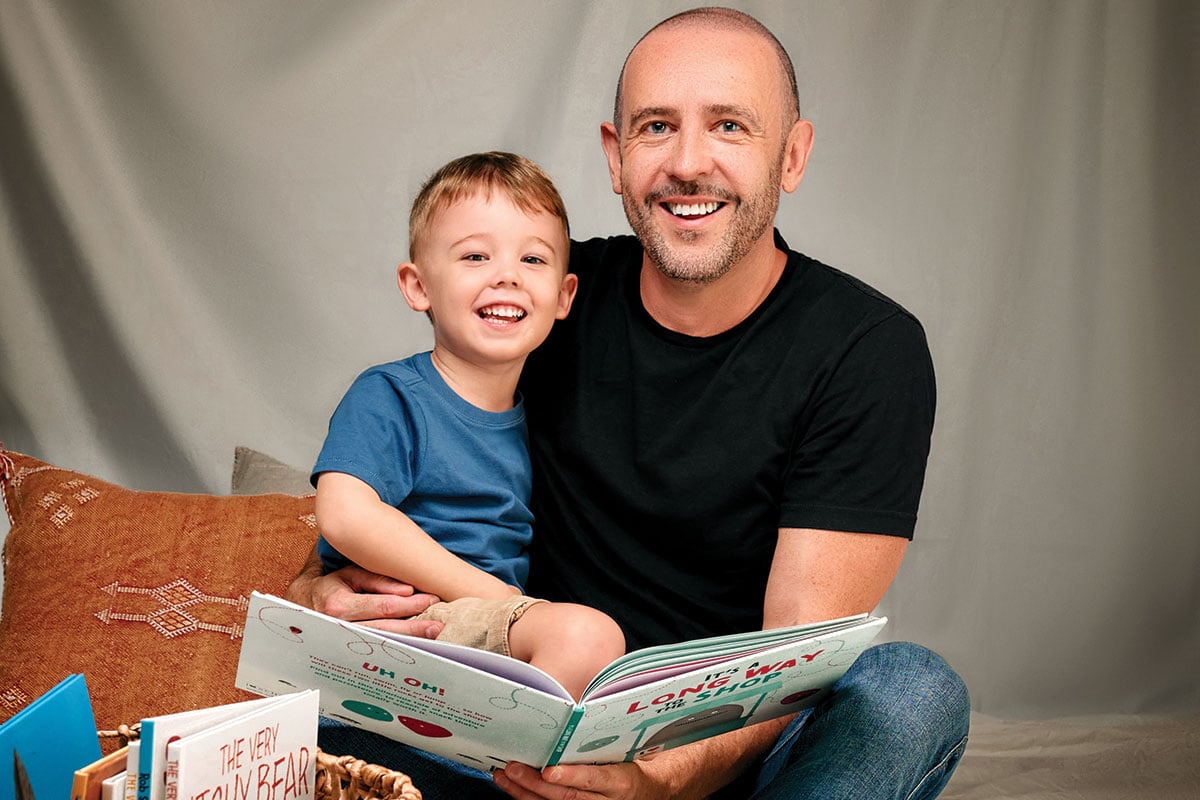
left=602, top=25, right=805, bottom=284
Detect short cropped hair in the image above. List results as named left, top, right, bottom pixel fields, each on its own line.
left=613, top=7, right=800, bottom=129
left=408, top=151, right=570, bottom=263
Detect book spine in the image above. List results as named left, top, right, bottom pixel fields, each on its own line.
left=124, top=741, right=140, bottom=800
left=136, top=720, right=154, bottom=800
left=545, top=706, right=587, bottom=767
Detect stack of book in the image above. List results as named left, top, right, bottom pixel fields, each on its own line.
left=0, top=673, right=318, bottom=800
left=122, top=690, right=319, bottom=800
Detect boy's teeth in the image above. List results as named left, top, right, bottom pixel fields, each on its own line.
left=480, top=305, right=525, bottom=320
left=669, top=201, right=720, bottom=217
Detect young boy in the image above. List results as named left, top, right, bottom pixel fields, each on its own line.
left=312, top=152, right=624, bottom=700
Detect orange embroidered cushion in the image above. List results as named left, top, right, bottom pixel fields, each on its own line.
left=0, top=449, right=318, bottom=732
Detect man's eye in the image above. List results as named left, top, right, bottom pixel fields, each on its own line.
left=645, top=121, right=669, bottom=135
left=719, top=121, right=742, bottom=133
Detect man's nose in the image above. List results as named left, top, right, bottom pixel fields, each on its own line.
left=665, top=126, right=714, bottom=181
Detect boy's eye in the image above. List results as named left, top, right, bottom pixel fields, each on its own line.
left=522, top=255, right=548, bottom=265
left=463, top=253, right=487, bottom=262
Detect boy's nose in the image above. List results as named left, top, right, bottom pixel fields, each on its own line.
left=492, top=259, right=521, bottom=286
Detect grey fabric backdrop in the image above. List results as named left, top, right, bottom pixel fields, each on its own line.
left=1, top=0, right=1196, bottom=720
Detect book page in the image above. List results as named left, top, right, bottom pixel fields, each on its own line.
left=236, top=593, right=575, bottom=772
left=554, top=617, right=886, bottom=765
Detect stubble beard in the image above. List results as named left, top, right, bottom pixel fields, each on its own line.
left=622, top=163, right=783, bottom=285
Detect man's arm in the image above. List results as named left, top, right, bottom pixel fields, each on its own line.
left=495, top=526, right=907, bottom=800
left=764, top=527, right=908, bottom=627
left=283, top=542, right=446, bottom=636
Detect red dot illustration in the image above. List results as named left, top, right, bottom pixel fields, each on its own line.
left=397, top=715, right=453, bottom=738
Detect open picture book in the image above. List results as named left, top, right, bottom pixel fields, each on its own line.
left=235, top=592, right=885, bottom=771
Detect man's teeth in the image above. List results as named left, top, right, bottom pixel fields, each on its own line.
left=479, top=306, right=526, bottom=320
left=669, top=201, right=721, bottom=217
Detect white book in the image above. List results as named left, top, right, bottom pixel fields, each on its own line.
left=163, top=690, right=318, bottom=800
left=137, top=695, right=290, bottom=800
left=101, top=771, right=128, bottom=800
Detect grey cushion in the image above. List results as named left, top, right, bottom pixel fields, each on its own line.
left=231, top=446, right=312, bottom=496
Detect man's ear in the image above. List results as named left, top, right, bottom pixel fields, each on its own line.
left=781, top=118, right=815, bottom=194
left=555, top=272, right=579, bottom=320
left=600, top=121, right=623, bottom=194
left=397, top=262, right=431, bottom=312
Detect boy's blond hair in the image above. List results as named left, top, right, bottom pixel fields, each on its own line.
left=409, top=151, right=570, bottom=263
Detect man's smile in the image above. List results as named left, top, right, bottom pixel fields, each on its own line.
left=666, top=201, right=725, bottom=218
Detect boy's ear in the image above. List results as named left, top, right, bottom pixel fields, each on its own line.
left=397, top=262, right=431, bottom=312
left=555, top=272, right=579, bottom=320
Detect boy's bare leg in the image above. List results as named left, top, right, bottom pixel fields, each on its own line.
left=508, top=602, right=626, bottom=700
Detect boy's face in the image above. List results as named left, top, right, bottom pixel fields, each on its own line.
left=398, top=191, right=576, bottom=372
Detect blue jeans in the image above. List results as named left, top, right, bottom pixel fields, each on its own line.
left=318, top=642, right=969, bottom=799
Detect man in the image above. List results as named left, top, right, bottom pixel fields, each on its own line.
left=289, top=8, right=969, bottom=799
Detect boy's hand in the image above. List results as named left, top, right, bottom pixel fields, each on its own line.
left=284, top=549, right=444, bottom=638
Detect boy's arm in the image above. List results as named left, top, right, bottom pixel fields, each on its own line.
left=316, top=470, right=520, bottom=602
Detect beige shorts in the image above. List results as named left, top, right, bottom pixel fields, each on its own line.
left=412, top=595, right=547, bottom=656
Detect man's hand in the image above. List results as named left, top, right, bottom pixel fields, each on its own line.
left=491, top=718, right=786, bottom=800
left=283, top=544, right=444, bottom=637
left=493, top=759, right=674, bottom=800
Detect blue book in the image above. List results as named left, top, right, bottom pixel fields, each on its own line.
left=0, top=674, right=101, bottom=800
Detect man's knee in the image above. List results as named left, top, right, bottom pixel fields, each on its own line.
left=845, top=641, right=970, bottom=741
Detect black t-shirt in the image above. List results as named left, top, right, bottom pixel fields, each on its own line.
left=520, top=232, right=935, bottom=651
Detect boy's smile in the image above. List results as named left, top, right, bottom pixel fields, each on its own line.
left=477, top=304, right=526, bottom=323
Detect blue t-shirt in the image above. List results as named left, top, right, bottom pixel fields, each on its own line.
left=313, top=352, right=533, bottom=589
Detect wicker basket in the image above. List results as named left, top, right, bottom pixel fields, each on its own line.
left=100, top=726, right=422, bottom=800
left=315, top=751, right=422, bottom=800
